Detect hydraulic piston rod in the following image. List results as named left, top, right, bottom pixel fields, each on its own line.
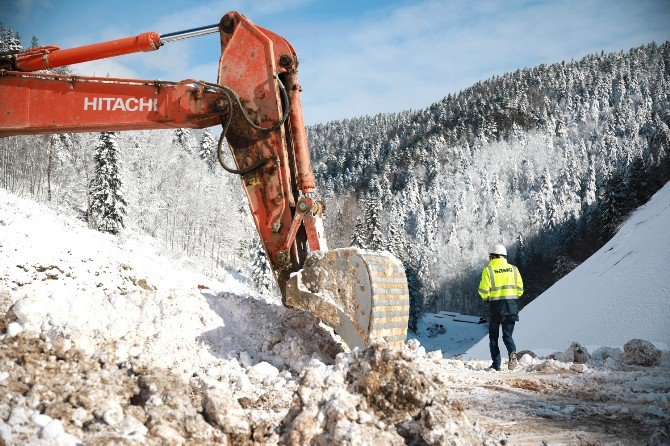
left=11, top=24, right=219, bottom=73
left=160, top=24, right=219, bottom=43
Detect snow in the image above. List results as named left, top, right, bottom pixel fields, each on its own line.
left=468, top=183, right=670, bottom=359
left=40, top=419, right=65, bottom=441
left=0, top=187, right=668, bottom=444
left=5, top=322, right=22, bottom=337
left=411, top=311, right=487, bottom=357
left=0, top=187, right=339, bottom=383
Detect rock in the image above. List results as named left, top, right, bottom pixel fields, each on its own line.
left=519, top=354, right=533, bottom=365
left=203, top=386, right=251, bottom=436
left=426, top=323, right=446, bottom=338
left=0, top=371, right=8, bottom=386
left=6, top=322, right=23, bottom=337
left=517, top=349, right=537, bottom=358
left=413, top=395, right=487, bottom=445
left=592, top=346, right=622, bottom=361
left=31, top=413, right=52, bottom=428
left=0, top=420, right=12, bottom=446
left=119, top=416, right=148, bottom=437
left=70, top=407, right=91, bottom=428
left=563, top=342, right=590, bottom=364
left=40, top=419, right=65, bottom=441
left=8, top=406, right=29, bottom=426
left=622, top=339, right=662, bottom=366
left=151, top=424, right=184, bottom=444
left=547, top=351, right=563, bottom=360
left=102, top=404, right=124, bottom=426
left=406, top=338, right=421, bottom=350
left=304, top=357, right=326, bottom=370
left=570, top=363, right=588, bottom=373
left=532, top=359, right=571, bottom=373
left=247, top=361, right=279, bottom=383
left=358, top=410, right=374, bottom=424
left=234, top=373, right=252, bottom=390
left=239, top=351, right=252, bottom=367
left=57, top=433, right=83, bottom=446
left=604, top=357, right=617, bottom=368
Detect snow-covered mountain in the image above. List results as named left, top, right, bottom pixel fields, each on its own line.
left=308, top=42, right=670, bottom=322
left=467, top=182, right=670, bottom=359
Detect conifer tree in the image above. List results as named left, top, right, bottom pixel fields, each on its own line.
left=251, top=242, right=275, bottom=297
left=405, top=261, right=424, bottom=333
left=174, top=128, right=193, bottom=153
left=199, top=130, right=216, bottom=169
left=88, top=132, right=126, bottom=234
left=513, top=233, right=526, bottom=269
left=0, top=25, right=23, bottom=52
left=582, top=160, right=598, bottom=208
left=350, top=216, right=368, bottom=249
left=596, top=173, right=628, bottom=242
left=627, top=155, right=650, bottom=207
left=364, top=195, right=384, bottom=250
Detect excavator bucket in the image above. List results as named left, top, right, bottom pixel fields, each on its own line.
left=285, top=248, right=410, bottom=349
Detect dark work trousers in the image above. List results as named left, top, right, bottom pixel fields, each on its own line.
left=489, top=319, right=516, bottom=368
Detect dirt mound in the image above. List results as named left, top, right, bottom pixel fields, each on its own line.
left=0, top=330, right=257, bottom=444
left=280, top=342, right=490, bottom=445
left=0, top=328, right=491, bottom=446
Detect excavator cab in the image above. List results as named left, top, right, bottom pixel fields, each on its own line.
left=0, top=12, right=410, bottom=349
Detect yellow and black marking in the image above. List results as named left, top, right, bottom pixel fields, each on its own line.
left=362, top=253, right=410, bottom=347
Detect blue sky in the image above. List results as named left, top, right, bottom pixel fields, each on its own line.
left=3, top=0, right=670, bottom=124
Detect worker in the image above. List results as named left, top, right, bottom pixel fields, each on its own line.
left=478, top=243, right=523, bottom=371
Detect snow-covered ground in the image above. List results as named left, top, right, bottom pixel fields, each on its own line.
left=468, top=182, right=670, bottom=360
left=411, top=311, right=487, bottom=357
left=1, top=188, right=669, bottom=445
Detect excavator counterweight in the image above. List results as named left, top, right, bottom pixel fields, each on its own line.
left=0, top=12, right=410, bottom=350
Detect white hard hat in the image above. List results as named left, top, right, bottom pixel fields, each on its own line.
left=490, top=244, right=507, bottom=256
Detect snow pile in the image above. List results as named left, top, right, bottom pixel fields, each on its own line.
left=1, top=188, right=668, bottom=444
left=622, top=339, right=662, bottom=366
left=0, top=323, right=497, bottom=445
left=280, top=342, right=492, bottom=445
left=0, top=329, right=235, bottom=444
left=0, top=189, right=340, bottom=383
left=468, top=183, right=670, bottom=359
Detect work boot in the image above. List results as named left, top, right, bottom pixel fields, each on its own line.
left=508, top=352, right=518, bottom=370
left=488, top=363, right=500, bottom=371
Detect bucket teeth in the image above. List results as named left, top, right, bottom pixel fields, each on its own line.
left=284, top=248, right=409, bottom=349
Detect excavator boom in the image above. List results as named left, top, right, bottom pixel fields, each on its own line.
left=0, top=12, right=409, bottom=349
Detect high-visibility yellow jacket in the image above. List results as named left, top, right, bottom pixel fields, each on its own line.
left=478, top=257, right=524, bottom=301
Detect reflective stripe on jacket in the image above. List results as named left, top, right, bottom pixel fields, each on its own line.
left=478, top=257, right=524, bottom=301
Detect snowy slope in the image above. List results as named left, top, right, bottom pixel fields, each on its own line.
left=1, top=188, right=669, bottom=445
left=468, top=182, right=670, bottom=359
left=0, top=188, right=340, bottom=379
left=410, top=311, right=487, bottom=357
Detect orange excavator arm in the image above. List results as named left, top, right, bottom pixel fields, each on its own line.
left=0, top=12, right=321, bottom=273
left=0, top=12, right=410, bottom=349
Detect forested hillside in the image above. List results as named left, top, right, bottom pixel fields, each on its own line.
left=308, top=42, right=670, bottom=324
left=1, top=22, right=668, bottom=328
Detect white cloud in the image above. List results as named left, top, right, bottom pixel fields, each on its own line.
left=28, top=0, right=669, bottom=124
left=74, top=58, right=139, bottom=79
left=293, top=0, right=670, bottom=123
